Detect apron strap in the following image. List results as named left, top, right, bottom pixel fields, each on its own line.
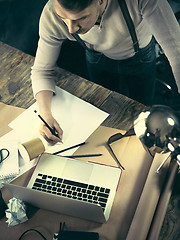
left=118, top=0, right=140, bottom=53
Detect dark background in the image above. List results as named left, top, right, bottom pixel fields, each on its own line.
left=0, top=0, right=88, bottom=79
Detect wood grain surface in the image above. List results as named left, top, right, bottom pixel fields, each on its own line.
left=0, top=41, right=180, bottom=239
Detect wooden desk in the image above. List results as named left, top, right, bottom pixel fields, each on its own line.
left=0, top=41, right=179, bottom=240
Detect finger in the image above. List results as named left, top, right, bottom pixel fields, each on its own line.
left=40, top=130, right=52, bottom=144
left=53, top=122, right=63, bottom=140
left=41, top=125, right=61, bottom=143
left=43, top=134, right=55, bottom=144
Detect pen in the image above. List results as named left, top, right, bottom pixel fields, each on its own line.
left=34, top=110, right=59, bottom=138
left=53, top=142, right=86, bottom=155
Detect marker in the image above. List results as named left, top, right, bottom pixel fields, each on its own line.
left=34, top=110, right=59, bottom=138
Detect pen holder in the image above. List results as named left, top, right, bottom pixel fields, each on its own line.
left=19, top=138, right=45, bottom=162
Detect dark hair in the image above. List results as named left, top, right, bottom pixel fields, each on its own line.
left=57, top=0, right=95, bottom=11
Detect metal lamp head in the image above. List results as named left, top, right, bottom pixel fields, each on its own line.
left=134, top=105, right=180, bottom=154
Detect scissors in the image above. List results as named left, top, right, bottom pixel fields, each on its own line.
left=0, top=148, right=10, bottom=164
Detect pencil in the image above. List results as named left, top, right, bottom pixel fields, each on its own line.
left=53, top=142, right=86, bottom=155
left=63, top=154, right=103, bottom=158
left=34, top=110, right=59, bottom=138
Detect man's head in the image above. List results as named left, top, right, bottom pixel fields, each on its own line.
left=53, top=0, right=107, bottom=34
left=57, top=0, right=94, bottom=12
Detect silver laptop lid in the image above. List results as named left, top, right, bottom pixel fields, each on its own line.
left=3, top=183, right=106, bottom=223
left=3, top=154, right=121, bottom=223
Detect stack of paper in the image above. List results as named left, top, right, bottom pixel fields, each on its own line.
left=0, top=140, right=19, bottom=179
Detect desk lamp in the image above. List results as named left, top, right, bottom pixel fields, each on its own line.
left=134, top=105, right=180, bottom=171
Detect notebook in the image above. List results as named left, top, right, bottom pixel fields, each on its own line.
left=0, top=140, right=19, bottom=179
left=4, top=153, right=121, bottom=223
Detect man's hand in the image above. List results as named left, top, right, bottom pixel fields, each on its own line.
left=35, top=90, right=63, bottom=143
left=39, top=112, right=63, bottom=143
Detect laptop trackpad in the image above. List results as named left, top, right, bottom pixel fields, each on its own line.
left=62, top=160, right=93, bottom=182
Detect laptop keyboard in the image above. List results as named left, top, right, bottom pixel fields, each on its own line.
left=32, top=173, right=110, bottom=212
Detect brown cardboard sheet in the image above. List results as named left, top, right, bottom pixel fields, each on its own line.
left=0, top=102, right=24, bottom=137
left=147, top=160, right=178, bottom=240
left=126, top=151, right=171, bottom=240
left=0, top=103, right=173, bottom=240
left=73, top=126, right=170, bottom=239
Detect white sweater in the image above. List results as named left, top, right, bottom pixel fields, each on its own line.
left=31, top=0, right=180, bottom=96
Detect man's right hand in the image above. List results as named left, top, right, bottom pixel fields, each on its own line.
left=39, top=112, right=63, bottom=144
left=35, top=90, right=63, bottom=144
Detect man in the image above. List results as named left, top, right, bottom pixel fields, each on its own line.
left=31, top=0, right=180, bottom=143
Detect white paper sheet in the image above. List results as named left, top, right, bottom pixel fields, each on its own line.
left=5, top=197, right=28, bottom=226
left=9, top=87, right=109, bottom=155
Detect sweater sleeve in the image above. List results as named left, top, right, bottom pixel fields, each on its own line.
left=141, top=0, right=180, bottom=92
left=31, top=2, right=64, bottom=97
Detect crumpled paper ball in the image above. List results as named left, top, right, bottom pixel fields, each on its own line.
left=5, top=197, right=28, bottom=226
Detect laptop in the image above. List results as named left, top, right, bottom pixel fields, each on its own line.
left=3, top=153, right=121, bottom=223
